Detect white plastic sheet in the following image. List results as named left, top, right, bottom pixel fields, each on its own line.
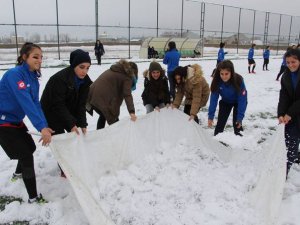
left=50, top=108, right=286, bottom=225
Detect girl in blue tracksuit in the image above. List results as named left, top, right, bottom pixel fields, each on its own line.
left=0, top=42, right=53, bottom=203
left=263, top=46, right=270, bottom=71
left=248, top=43, right=256, bottom=74
left=208, top=60, right=247, bottom=136
left=276, top=46, right=293, bottom=81
left=211, top=42, right=228, bottom=77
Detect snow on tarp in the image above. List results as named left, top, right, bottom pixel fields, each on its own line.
left=49, top=108, right=286, bottom=225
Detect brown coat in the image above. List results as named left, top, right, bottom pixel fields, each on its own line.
left=87, top=60, right=135, bottom=124
left=173, top=64, right=209, bottom=116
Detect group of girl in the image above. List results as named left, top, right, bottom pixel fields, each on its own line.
left=0, top=42, right=299, bottom=204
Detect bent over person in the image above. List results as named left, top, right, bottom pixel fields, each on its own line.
left=87, top=59, right=138, bottom=129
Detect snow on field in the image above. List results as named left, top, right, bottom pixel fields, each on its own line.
left=0, top=54, right=299, bottom=225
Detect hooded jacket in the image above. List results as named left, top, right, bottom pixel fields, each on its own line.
left=141, top=69, right=170, bottom=107
left=87, top=60, right=136, bottom=124
left=173, top=64, right=210, bottom=116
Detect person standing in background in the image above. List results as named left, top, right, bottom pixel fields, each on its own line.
left=211, top=42, right=227, bottom=77
left=248, top=43, right=256, bottom=74
left=94, top=40, right=105, bottom=65
left=276, top=46, right=293, bottom=81
left=263, top=46, right=270, bottom=71
left=163, top=41, right=181, bottom=101
left=0, top=42, right=53, bottom=204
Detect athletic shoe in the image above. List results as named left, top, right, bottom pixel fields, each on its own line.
left=28, top=194, right=48, bottom=204
left=11, top=173, right=22, bottom=182
left=251, top=71, right=256, bottom=74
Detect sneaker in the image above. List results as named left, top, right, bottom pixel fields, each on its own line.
left=28, top=194, right=48, bottom=204
left=11, top=173, right=22, bottom=182
left=252, top=71, right=256, bottom=74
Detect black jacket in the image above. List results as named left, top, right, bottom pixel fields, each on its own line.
left=278, top=69, right=300, bottom=129
left=141, top=72, right=170, bottom=107
left=41, top=67, right=92, bottom=131
left=94, top=43, right=105, bottom=56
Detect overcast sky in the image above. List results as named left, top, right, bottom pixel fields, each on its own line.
left=0, top=0, right=299, bottom=40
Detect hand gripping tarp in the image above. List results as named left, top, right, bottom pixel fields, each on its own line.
left=49, top=108, right=286, bottom=225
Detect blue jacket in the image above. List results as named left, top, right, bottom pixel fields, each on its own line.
left=163, top=49, right=181, bottom=73
left=263, top=49, right=270, bottom=59
left=208, top=80, right=247, bottom=122
left=281, top=54, right=287, bottom=66
left=217, top=48, right=227, bottom=62
left=248, top=48, right=254, bottom=60
left=0, top=63, right=48, bottom=131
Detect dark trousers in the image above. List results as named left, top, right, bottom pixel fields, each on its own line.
left=276, top=65, right=287, bottom=80
left=93, top=107, right=119, bottom=130
left=263, top=59, right=269, bottom=70
left=0, top=125, right=38, bottom=199
left=285, top=122, right=300, bottom=175
left=96, top=54, right=102, bottom=65
left=183, top=105, right=199, bottom=124
left=214, top=100, right=243, bottom=136
left=167, top=71, right=175, bottom=100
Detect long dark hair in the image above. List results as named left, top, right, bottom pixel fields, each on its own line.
left=17, top=42, right=41, bottom=65
left=210, top=60, right=242, bottom=93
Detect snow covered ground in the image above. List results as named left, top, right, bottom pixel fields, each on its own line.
left=0, top=54, right=299, bottom=225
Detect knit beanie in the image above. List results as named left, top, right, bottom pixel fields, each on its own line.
left=173, top=66, right=187, bottom=77
left=69, top=49, right=91, bottom=68
left=149, top=61, right=162, bottom=73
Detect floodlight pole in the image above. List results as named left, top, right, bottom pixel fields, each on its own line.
left=276, top=14, right=282, bottom=55
left=220, top=5, right=224, bottom=42
left=12, top=0, right=18, bottom=57
left=156, top=0, right=159, bottom=37
left=95, top=0, right=99, bottom=40
left=55, top=0, right=61, bottom=60
left=287, top=16, right=293, bottom=46
left=237, top=8, right=241, bottom=54
left=251, top=10, right=256, bottom=44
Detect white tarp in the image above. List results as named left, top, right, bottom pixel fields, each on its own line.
left=50, top=108, right=286, bottom=225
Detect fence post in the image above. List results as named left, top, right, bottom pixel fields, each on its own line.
left=200, top=2, right=205, bottom=57
left=288, top=16, right=293, bottom=46
left=237, top=8, right=241, bottom=54
left=221, top=5, right=224, bottom=42
left=263, top=12, right=270, bottom=46
left=156, top=0, right=159, bottom=37
left=252, top=10, right=256, bottom=44
left=276, top=14, right=282, bottom=55
left=128, top=0, right=131, bottom=59
left=95, top=0, right=98, bottom=41
left=181, top=0, right=184, bottom=38
left=55, top=0, right=61, bottom=60
left=12, top=0, right=18, bottom=57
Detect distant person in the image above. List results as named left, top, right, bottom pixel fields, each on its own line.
left=276, top=47, right=292, bottom=81
left=263, top=46, right=270, bottom=71
left=208, top=60, right=247, bottom=136
left=86, top=60, right=138, bottom=129
left=171, top=64, right=210, bottom=123
left=248, top=43, right=256, bottom=74
left=41, top=49, right=93, bottom=177
left=163, top=41, right=181, bottom=100
left=141, top=61, right=170, bottom=113
left=94, top=40, right=105, bottom=65
left=277, top=49, right=300, bottom=176
left=211, top=42, right=227, bottom=77
left=0, top=42, right=53, bottom=204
